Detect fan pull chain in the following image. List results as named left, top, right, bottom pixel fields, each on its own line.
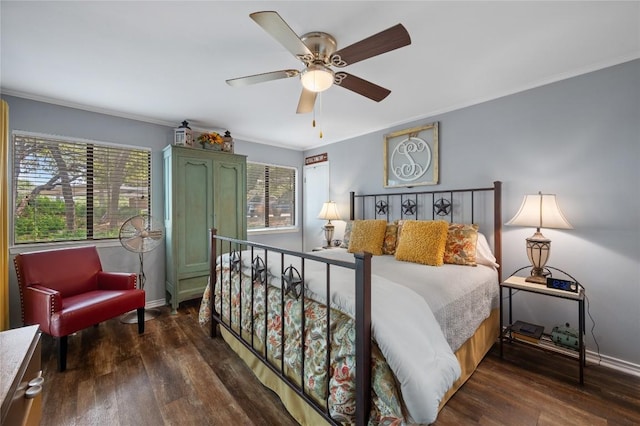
left=312, top=98, right=317, bottom=130
left=316, top=93, right=323, bottom=138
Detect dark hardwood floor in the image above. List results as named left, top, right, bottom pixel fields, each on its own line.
left=40, top=300, right=640, bottom=425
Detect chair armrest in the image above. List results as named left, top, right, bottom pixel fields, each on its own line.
left=23, top=285, right=62, bottom=330
left=97, top=271, right=137, bottom=290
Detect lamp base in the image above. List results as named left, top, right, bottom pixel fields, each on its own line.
left=525, top=274, right=548, bottom=285
left=525, top=234, right=551, bottom=285
left=323, top=223, right=335, bottom=249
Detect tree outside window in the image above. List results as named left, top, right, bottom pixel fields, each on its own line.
left=12, top=132, right=150, bottom=244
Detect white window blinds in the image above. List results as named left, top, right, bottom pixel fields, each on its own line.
left=12, top=132, right=151, bottom=243
left=246, top=162, right=296, bottom=230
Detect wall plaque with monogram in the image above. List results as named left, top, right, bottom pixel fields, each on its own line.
left=383, top=122, right=439, bottom=188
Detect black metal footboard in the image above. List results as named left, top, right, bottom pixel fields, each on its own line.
left=209, top=230, right=372, bottom=425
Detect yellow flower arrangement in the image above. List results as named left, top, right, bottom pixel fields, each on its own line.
left=198, top=132, right=224, bottom=147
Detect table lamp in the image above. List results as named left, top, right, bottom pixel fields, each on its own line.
left=318, top=201, right=341, bottom=248
left=506, top=192, right=573, bottom=284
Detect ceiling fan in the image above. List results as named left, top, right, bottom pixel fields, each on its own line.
left=226, top=11, right=411, bottom=114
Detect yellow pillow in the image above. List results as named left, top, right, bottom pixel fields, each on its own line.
left=347, top=219, right=387, bottom=255
left=394, top=220, right=449, bottom=266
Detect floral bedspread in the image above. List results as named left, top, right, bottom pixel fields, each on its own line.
left=198, top=261, right=405, bottom=425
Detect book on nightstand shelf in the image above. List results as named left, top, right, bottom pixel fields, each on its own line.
left=510, top=320, right=544, bottom=343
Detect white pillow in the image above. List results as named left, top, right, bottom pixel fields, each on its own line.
left=476, top=233, right=499, bottom=268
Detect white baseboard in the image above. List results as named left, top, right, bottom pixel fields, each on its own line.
left=146, top=298, right=168, bottom=309
left=587, top=350, right=640, bottom=377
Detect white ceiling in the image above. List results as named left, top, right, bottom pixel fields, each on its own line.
left=2, top=1, right=639, bottom=150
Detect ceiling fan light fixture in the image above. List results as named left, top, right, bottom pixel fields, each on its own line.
left=301, top=64, right=334, bottom=92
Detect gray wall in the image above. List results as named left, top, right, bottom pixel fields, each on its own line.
left=3, top=95, right=304, bottom=327
left=304, top=59, right=640, bottom=368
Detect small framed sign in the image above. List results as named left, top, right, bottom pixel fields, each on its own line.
left=305, top=153, right=328, bottom=165
left=383, top=122, right=438, bottom=188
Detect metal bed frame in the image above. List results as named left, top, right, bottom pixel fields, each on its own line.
left=209, top=181, right=502, bottom=425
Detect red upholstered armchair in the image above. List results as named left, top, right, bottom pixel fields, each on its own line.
left=14, top=246, right=145, bottom=371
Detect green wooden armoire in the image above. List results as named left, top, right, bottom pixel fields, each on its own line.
left=163, top=145, right=247, bottom=313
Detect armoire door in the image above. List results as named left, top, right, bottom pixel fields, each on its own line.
left=177, top=155, right=214, bottom=273
left=213, top=158, right=247, bottom=244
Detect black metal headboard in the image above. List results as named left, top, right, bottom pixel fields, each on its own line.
left=349, top=181, right=502, bottom=279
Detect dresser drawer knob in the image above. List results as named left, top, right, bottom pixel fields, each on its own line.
left=28, top=376, right=44, bottom=387
left=25, top=385, right=42, bottom=399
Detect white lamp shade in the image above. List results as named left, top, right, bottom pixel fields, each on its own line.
left=301, top=65, right=334, bottom=92
left=506, top=193, right=573, bottom=230
left=318, top=201, right=341, bottom=221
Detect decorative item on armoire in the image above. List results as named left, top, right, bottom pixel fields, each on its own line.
left=173, top=120, right=193, bottom=147
left=198, top=131, right=224, bottom=150
left=222, top=130, right=234, bottom=153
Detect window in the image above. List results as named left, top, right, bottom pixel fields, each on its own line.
left=247, top=162, right=296, bottom=230
left=12, top=132, right=151, bottom=244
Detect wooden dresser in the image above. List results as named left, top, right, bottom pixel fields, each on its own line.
left=0, top=325, right=42, bottom=426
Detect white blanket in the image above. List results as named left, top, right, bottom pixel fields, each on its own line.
left=218, top=249, right=462, bottom=424
left=368, top=253, right=499, bottom=351
left=369, top=275, right=461, bottom=423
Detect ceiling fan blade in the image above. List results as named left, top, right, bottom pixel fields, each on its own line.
left=250, top=11, right=313, bottom=60
left=226, top=69, right=299, bottom=87
left=296, top=88, right=317, bottom=114
left=334, top=72, right=391, bottom=102
left=330, top=24, right=411, bottom=67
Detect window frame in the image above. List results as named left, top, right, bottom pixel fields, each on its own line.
left=246, top=161, right=298, bottom=234
left=10, top=130, right=152, bottom=247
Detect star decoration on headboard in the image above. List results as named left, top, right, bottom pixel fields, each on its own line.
left=229, top=250, right=241, bottom=273
left=252, top=256, right=267, bottom=283
left=282, top=265, right=303, bottom=299
left=402, top=199, right=417, bottom=216
left=376, top=200, right=388, bottom=215
left=433, top=198, right=452, bottom=216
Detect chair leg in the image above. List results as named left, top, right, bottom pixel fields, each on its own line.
left=58, top=336, right=68, bottom=372
left=137, top=308, right=145, bottom=333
